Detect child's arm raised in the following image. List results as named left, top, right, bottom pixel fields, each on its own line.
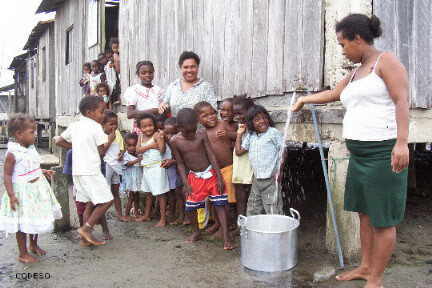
left=136, top=135, right=159, bottom=154
left=99, top=131, right=116, bottom=156
left=4, top=153, right=18, bottom=211
left=170, top=139, right=192, bottom=197
left=235, top=124, right=248, bottom=156
left=125, top=157, right=142, bottom=167
left=202, top=132, right=225, bottom=194
left=53, top=136, right=72, bottom=149
left=154, top=131, right=166, bottom=154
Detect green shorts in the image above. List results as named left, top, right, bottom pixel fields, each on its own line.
left=345, top=139, right=407, bottom=228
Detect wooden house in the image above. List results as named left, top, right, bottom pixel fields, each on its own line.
left=8, top=53, right=31, bottom=114
left=35, top=0, right=119, bottom=122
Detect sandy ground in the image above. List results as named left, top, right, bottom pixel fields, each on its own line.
left=0, top=149, right=431, bottom=288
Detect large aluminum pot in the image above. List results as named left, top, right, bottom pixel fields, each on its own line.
left=238, top=209, right=300, bottom=272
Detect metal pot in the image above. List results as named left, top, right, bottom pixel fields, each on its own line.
left=238, top=209, right=300, bottom=272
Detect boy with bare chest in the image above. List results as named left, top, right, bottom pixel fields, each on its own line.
left=170, top=108, right=234, bottom=250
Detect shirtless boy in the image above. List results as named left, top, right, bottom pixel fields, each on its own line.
left=170, top=108, right=234, bottom=250
left=195, top=101, right=237, bottom=233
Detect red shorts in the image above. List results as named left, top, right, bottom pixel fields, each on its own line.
left=75, top=201, right=86, bottom=216
left=185, top=169, right=227, bottom=211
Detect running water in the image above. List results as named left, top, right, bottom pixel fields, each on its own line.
left=271, top=91, right=297, bottom=215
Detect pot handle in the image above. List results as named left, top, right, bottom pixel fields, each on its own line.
left=290, top=208, right=301, bottom=222
left=237, top=214, right=247, bottom=227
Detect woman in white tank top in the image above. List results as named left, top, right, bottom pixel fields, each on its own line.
left=292, top=14, right=409, bottom=288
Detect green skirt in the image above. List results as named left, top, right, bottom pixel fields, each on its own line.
left=345, top=139, right=407, bottom=228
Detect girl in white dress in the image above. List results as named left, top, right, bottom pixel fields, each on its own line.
left=134, top=114, right=169, bottom=227
left=0, top=114, right=62, bottom=263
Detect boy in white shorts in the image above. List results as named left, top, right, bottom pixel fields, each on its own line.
left=55, top=96, right=113, bottom=246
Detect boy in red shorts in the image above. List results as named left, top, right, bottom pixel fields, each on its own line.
left=170, top=108, right=234, bottom=250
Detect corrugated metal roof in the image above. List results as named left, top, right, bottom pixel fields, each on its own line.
left=0, top=84, right=15, bottom=93
left=8, top=53, right=28, bottom=70
left=36, top=0, right=66, bottom=14
left=23, top=20, right=55, bottom=50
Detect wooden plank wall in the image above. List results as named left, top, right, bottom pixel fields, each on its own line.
left=54, top=0, right=106, bottom=117
left=119, top=0, right=324, bottom=101
left=27, top=56, right=37, bottom=117
left=375, top=0, right=432, bottom=108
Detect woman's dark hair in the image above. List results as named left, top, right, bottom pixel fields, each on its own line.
left=124, top=132, right=138, bottom=143
left=79, top=96, right=104, bottom=115
left=136, top=113, right=157, bottom=128
left=83, top=62, right=91, bottom=70
left=8, top=113, right=35, bottom=136
left=233, top=94, right=254, bottom=110
left=177, top=108, right=198, bottom=127
left=109, top=37, right=119, bottom=47
left=96, top=82, right=110, bottom=95
left=246, top=105, right=274, bottom=133
left=136, top=60, right=155, bottom=75
left=178, top=51, right=200, bottom=67
left=335, top=14, right=382, bottom=44
left=103, top=110, right=118, bottom=123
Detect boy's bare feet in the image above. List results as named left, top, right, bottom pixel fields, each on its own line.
left=223, top=240, right=235, bottom=250
left=169, top=218, right=183, bottom=225
left=29, top=245, right=47, bottom=256
left=79, top=239, right=92, bottom=247
left=78, top=227, right=106, bottom=246
left=118, top=215, right=130, bottom=222
left=182, top=219, right=191, bottom=225
left=135, top=216, right=150, bottom=222
left=186, top=232, right=201, bottom=243
left=154, top=219, right=167, bottom=227
left=336, top=266, right=370, bottom=281
left=206, top=223, right=220, bottom=234
left=18, top=254, right=39, bottom=263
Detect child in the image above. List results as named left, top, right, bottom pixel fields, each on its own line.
left=170, top=108, right=234, bottom=250
left=64, top=148, right=112, bottom=243
left=122, top=133, right=143, bottom=218
left=125, top=61, right=164, bottom=134
left=89, top=60, right=106, bottom=97
left=96, top=82, right=111, bottom=106
left=161, top=117, right=183, bottom=224
left=235, top=105, right=283, bottom=215
left=219, top=98, right=236, bottom=128
left=232, top=95, right=255, bottom=217
left=195, top=101, right=237, bottom=233
left=101, top=110, right=127, bottom=222
left=104, top=48, right=117, bottom=103
left=79, top=62, right=92, bottom=97
left=109, top=38, right=120, bottom=74
left=135, top=113, right=169, bottom=227
left=55, top=96, right=113, bottom=246
left=0, top=114, right=62, bottom=263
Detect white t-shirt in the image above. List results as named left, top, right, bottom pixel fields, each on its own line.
left=61, top=116, right=108, bottom=176
left=125, top=84, right=163, bottom=111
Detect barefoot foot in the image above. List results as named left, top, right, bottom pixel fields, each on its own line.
left=336, top=266, right=370, bottom=281
left=118, top=215, right=130, bottom=222
left=29, top=245, right=47, bottom=256
left=169, top=218, right=183, bottom=225
left=135, top=216, right=150, bottom=222
left=206, top=223, right=220, bottom=234
left=78, top=227, right=106, bottom=246
left=18, top=253, right=39, bottom=263
left=210, top=228, right=224, bottom=241
left=154, top=219, right=167, bottom=227
left=79, top=239, right=92, bottom=247
left=223, top=240, right=235, bottom=250
left=186, top=232, right=201, bottom=243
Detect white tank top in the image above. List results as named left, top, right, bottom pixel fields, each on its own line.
left=340, top=53, right=397, bottom=141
